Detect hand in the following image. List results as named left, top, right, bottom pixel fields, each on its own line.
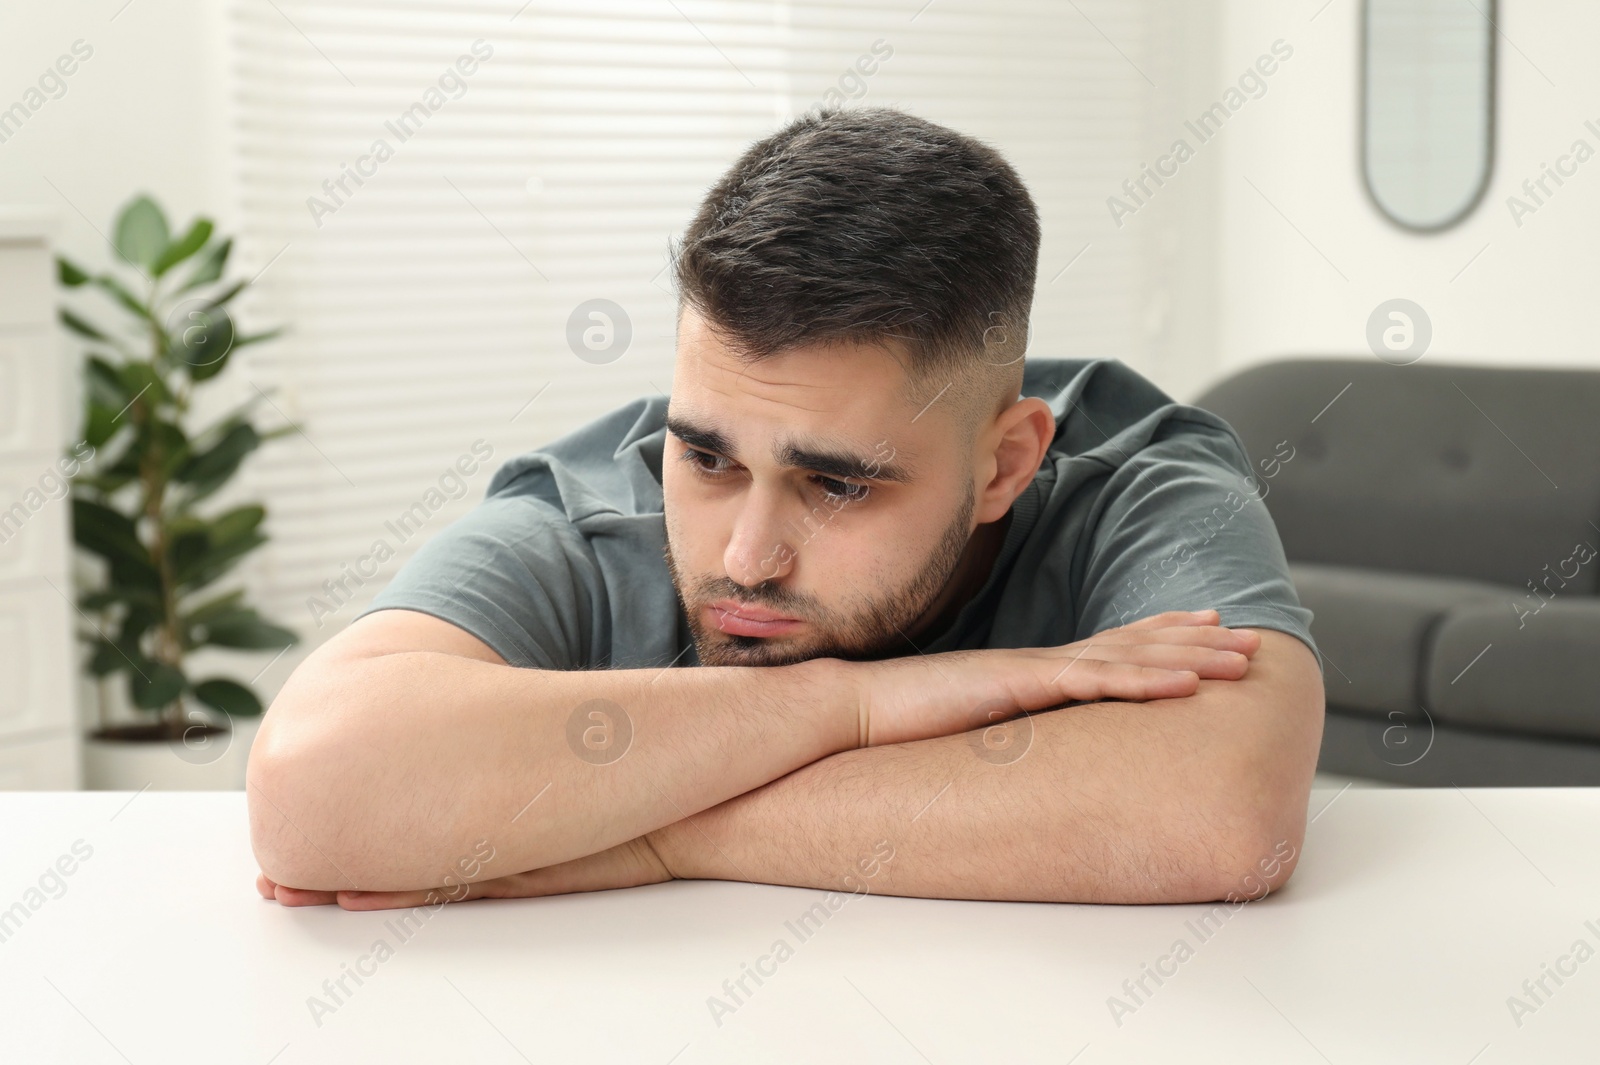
left=255, top=834, right=676, bottom=909
left=853, top=609, right=1261, bottom=747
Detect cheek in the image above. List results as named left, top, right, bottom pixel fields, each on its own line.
left=663, top=475, right=727, bottom=565
left=797, top=504, right=920, bottom=576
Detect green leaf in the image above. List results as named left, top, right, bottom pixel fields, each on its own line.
left=108, top=555, right=164, bottom=597
left=168, top=304, right=235, bottom=381
left=116, top=598, right=162, bottom=648
left=165, top=517, right=213, bottom=585
left=192, top=678, right=264, bottom=718
left=95, top=548, right=162, bottom=595
left=152, top=219, right=214, bottom=277
left=91, top=274, right=153, bottom=321
left=82, top=402, right=120, bottom=450
left=181, top=602, right=248, bottom=650
left=72, top=498, right=146, bottom=566
left=86, top=639, right=133, bottom=677
left=85, top=638, right=154, bottom=679
left=72, top=498, right=162, bottom=592
left=179, top=589, right=246, bottom=627
left=84, top=440, right=143, bottom=497
left=190, top=348, right=234, bottom=383
left=60, top=307, right=109, bottom=340
left=130, top=660, right=186, bottom=710
left=186, top=392, right=269, bottom=446
left=80, top=586, right=162, bottom=614
left=233, top=327, right=284, bottom=349
left=74, top=472, right=128, bottom=496
left=205, top=279, right=248, bottom=308
left=114, top=196, right=169, bottom=270
left=58, top=256, right=91, bottom=287
left=78, top=590, right=120, bottom=612
left=148, top=418, right=192, bottom=483
left=175, top=422, right=258, bottom=501
left=194, top=606, right=297, bottom=650
left=116, top=361, right=170, bottom=409
left=210, top=504, right=265, bottom=548
left=86, top=355, right=126, bottom=405
left=181, top=237, right=232, bottom=291
left=176, top=532, right=267, bottom=593
left=167, top=506, right=268, bottom=592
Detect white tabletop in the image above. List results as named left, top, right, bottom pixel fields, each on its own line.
left=1, top=787, right=1596, bottom=1063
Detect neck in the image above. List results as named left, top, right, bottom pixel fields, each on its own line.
left=904, top=507, right=1012, bottom=645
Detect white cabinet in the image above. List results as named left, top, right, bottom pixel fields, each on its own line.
left=0, top=211, right=80, bottom=788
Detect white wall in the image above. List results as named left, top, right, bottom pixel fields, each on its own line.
left=0, top=1, right=233, bottom=264
left=1212, top=0, right=1600, bottom=375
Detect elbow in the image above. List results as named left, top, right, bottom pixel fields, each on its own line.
left=245, top=677, right=369, bottom=891
left=246, top=742, right=326, bottom=891
left=1155, top=818, right=1304, bottom=906
left=1193, top=674, right=1323, bottom=903
left=1191, top=762, right=1312, bottom=904
left=1204, top=823, right=1305, bottom=904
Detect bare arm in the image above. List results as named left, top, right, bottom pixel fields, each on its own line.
left=246, top=608, right=857, bottom=891
left=247, top=608, right=1230, bottom=895
left=651, top=629, right=1325, bottom=904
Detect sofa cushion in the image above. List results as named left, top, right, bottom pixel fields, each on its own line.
left=1289, top=562, right=1513, bottom=717
left=1194, top=359, right=1600, bottom=592
left=1425, top=600, right=1600, bottom=743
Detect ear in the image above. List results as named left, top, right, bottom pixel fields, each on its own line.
left=974, top=396, right=1055, bottom=524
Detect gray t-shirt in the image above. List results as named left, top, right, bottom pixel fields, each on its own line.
left=356, top=357, right=1322, bottom=677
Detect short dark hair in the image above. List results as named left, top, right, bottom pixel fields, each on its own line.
left=671, top=106, right=1040, bottom=426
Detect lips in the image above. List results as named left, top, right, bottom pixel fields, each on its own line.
left=705, top=599, right=803, bottom=638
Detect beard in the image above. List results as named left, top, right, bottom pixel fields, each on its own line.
left=663, top=479, right=977, bottom=668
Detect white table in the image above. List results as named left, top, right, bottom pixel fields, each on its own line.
left=1, top=788, right=1596, bottom=1063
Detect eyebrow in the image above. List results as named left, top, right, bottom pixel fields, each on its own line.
left=665, top=413, right=915, bottom=485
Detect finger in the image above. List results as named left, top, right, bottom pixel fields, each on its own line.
left=336, top=881, right=482, bottom=911
left=273, top=883, right=341, bottom=906
left=1068, top=643, right=1251, bottom=679
left=1075, top=624, right=1260, bottom=654
left=335, top=889, right=436, bottom=911
left=259, top=869, right=342, bottom=906
left=1051, top=657, right=1201, bottom=704
left=1227, top=626, right=1262, bottom=651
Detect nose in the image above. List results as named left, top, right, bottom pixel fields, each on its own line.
left=723, top=485, right=797, bottom=588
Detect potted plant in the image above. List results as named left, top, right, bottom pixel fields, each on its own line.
left=60, top=194, right=298, bottom=790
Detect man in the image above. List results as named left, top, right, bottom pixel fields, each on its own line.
left=249, top=106, right=1324, bottom=910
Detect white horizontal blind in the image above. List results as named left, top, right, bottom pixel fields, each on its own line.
left=225, top=0, right=1162, bottom=684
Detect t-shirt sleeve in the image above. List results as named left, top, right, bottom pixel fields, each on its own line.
left=1072, top=418, right=1323, bottom=676
left=354, top=494, right=601, bottom=671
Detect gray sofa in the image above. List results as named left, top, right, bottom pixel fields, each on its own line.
left=1193, top=358, right=1600, bottom=786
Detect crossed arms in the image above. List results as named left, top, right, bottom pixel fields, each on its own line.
left=247, top=607, right=1324, bottom=908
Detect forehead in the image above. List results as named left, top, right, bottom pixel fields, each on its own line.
left=671, top=306, right=935, bottom=424
left=668, top=308, right=963, bottom=477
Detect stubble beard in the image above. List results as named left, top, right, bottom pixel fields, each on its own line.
left=663, top=480, right=977, bottom=668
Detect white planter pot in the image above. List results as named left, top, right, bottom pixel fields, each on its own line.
left=82, top=714, right=261, bottom=791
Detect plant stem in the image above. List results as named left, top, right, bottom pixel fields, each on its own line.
left=141, top=281, right=185, bottom=739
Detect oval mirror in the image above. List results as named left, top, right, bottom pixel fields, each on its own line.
left=1362, top=0, right=1496, bottom=231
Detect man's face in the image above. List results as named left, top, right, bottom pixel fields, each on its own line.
left=661, top=308, right=985, bottom=668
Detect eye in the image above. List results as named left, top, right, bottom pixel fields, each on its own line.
left=813, top=476, right=870, bottom=504
left=680, top=446, right=732, bottom=477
